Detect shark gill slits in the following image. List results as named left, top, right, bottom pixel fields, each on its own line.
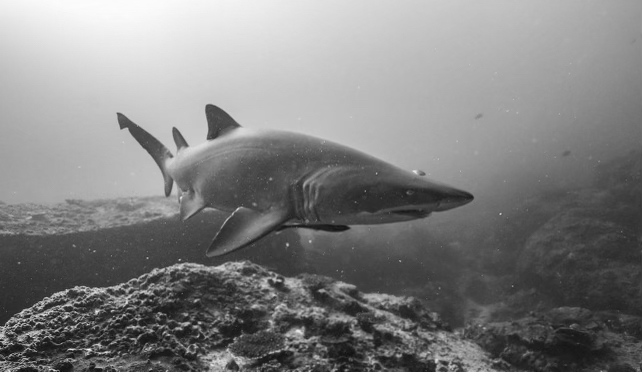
left=412, top=170, right=426, bottom=176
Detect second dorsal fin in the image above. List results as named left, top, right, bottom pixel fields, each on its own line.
left=172, top=127, right=189, bottom=150
left=205, top=104, right=241, bottom=140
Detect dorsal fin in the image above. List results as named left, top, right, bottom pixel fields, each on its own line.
left=172, top=127, right=189, bottom=150
left=205, top=104, right=241, bottom=140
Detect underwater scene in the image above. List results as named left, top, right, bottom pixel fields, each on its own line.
left=0, top=1, right=640, bottom=371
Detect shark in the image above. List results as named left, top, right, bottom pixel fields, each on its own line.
left=117, top=104, right=473, bottom=257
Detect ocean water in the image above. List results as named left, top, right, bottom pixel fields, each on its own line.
left=0, top=0, right=640, bottom=327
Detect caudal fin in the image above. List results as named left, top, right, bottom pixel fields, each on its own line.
left=117, top=113, right=174, bottom=197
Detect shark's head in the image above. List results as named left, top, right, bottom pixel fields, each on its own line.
left=318, top=165, right=474, bottom=225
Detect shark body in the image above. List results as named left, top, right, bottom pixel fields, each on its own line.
left=117, top=105, right=473, bottom=257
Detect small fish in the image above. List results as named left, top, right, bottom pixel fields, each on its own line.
left=118, top=105, right=474, bottom=257
left=474, top=113, right=483, bottom=120
left=562, top=150, right=571, bottom=157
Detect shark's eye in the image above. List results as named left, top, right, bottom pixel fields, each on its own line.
left=406, top=190, right=415, bottom=196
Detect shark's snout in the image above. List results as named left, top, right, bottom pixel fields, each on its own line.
left=435, top=187, right=474, bottom=212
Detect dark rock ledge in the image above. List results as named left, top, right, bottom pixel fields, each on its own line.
left=0, top=197, right=305, bottom=326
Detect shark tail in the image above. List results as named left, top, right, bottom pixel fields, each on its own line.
left=117, top=113, right=174, bottom=197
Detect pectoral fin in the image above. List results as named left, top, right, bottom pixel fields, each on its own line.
left=207, top=207, right=290, bottom=257
left=179, top=190, right=206, bottom=221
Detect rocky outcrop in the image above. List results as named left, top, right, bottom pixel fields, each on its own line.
left=465, top=306, right=642, bottom=372
left=0, top=261, right=499, bottom=371
left=516, top=202, right=640, bottom=313
left=457, top=150, right=641, bottom=321
left=515, top=150, right=641, bottom=315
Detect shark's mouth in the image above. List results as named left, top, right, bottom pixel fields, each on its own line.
left=389, top=208, right=432, bottom=218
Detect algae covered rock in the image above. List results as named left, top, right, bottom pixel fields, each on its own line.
left=0, top=261, right=499, bottom=371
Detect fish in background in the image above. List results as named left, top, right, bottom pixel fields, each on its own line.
left=117, top=105, right=474, bottom=257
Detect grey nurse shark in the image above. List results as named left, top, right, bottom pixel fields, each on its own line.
left=117, top=105, right=473, bottom=257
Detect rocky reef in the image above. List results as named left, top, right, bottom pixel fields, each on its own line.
left=458, top=149, right=642, bottom=371
left=453, top=149, right=641, bottom=319
left=0, top=261, right=498, bottom=371
left=514, top=149, right=641, bottom=315
left=464, top=307, right=641, bottom=372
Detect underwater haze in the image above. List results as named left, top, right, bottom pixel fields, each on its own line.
left=1, top=1, right=642, bottom=364
left=0, top=0, right=639, bottom=207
